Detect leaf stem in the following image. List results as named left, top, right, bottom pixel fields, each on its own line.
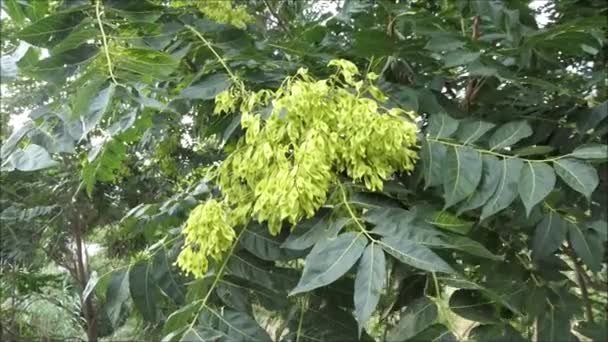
left=185, top=24, right=240, bottom=87
left=427, top=137, right=569, bottom=163
left=95, top=0, right=119, bottom=85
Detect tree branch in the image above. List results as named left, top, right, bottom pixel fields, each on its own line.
left=263, top=0, right=292, bottom=37
left=565, top=243, right=595, bottom=323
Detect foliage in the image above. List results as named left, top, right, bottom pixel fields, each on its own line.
left=1, top=0, right=607, bottom=341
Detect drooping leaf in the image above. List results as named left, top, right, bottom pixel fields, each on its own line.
left=420, top=140, right=447, bottom=189
left=241, top=224, right=299, bottom=261
left=449, top=289, right=499, bottom=323
left=129, top=261, right=158, bottom=322
left=387, top=297, right=438, bottom=341
left=568, top=223, right=602, bottom=272
left=537, top=307, right=576, bottom=342
left=225, top=252, right=274, bottom=289
left=290, top=232, right=367, bottom=295
left=443, top=145, right=483, bottom=208
left=162, top=302, right=198, bottom=339
left=3, top=144, right=58, bottom=172
left=443, top=50, right=481, bottom=68
left=480, top=158, right=524, bottom=220
left=180, top=73, right=231, bottom=100
left=532, top=211, right=567, bottom=261
left=104, top=270, right=130, bottom=328
left=197, top=306, right=272, bottom=342
left=282, top=214, right=349, bottom=250
left=488, top=121, right=533, bottom=151
left=468, top=324, right=525, bottom=342
left=458, top=155, right=502, bottom=214
left=79, top=83, right=116, bottom=139
left=553, top=158, right=599, bottom=198
left=354, top=243, right=385, bottom=334
left=518, top=162, right=556, bottom=216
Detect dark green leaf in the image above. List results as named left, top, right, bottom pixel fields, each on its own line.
left=180, top=73, right=231, bottom=100
left=518, top=162, right=556, bottom=217
left=513, top=145, right=555, bottom=157
left=488, top=121, right=533, bottom=151
left=226, top=253, right=274, bottom=289
left=3, top=144, right=58, bottom=172
left=537, top=308, right=576, bottom=342
left=426, top=210, right=473, bottom=235
left=16, top=8, right=87, bottom=48
left=449, top=289, right=498, bottom=323
left=354, top=243, right=385, bottom=334
left=577, top=101, right=607, bottom=133
left=427, top=113, right=459, bottom=139
left=197, top=307, right=271, bottom=342
left=129, top=261, right=158, bottom=322
left=443, top=145, right=483, bottom=208
left=282, top=214, right=349, bottom=250
left=381, top=235, right=454, bottom=274
left=241, top=224, right=297, bottom=261
left=387, top=297, right=438, bottom=341
left=468, top=324, right=525, bottom=342
left=104, top=270, right=130, bottom=328
left=162, top=303, right=198, bottom=338
left=80, top=83, right=116, bottom=139
left=455, top=120, right=495, bottom=145
left=443, top=51, right=480, bottom=68
left=481, top=158, right=523, bottom=220
left=290, top=232, right=367, bottom=295
left=570, top=144, right=608, bottom=160
left=569, top=223, right=602, bottom=272
left=553, top=158, right=599, bottom=198
left=421, top=140, right=447, bottom=189
left=532, top=211, right=567, bottom=261
left=458, top=155, right=502, bottom=214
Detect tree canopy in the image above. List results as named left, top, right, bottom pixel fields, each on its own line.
left=1, top=0, right=607, bottom=341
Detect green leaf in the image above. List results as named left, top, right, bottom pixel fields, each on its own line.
left=3, top=144, right=59, bottom=172
left=387, top=297, right=438, bottom=341
left=425, top=34, right=465, bottom=52
left=537, top=307, right=576, bottom=342
left=518, top=162, right=556, bottom=217
left=129, top=261, right=158, bottom=322
left=532, top=211, right=567, bottom=261
left=421, top=140, right=447, bottom=189
left=481, top=158, right=523, bottom=220
left=115, top=48, right=179, bottom=80
left=488, top=121, right=533, bottom=151
left=197, top=307, right=272, bottom=342
left=454, top=120, right=495, bottom=145
left=226, top=253, right=274, bottom=289
left=2, top=0, right=27, bottom=25
left=443, top=236, right=503, bottom=260
left=469, top=324, right=525, bottom=342
left=16, top=8, right=87, bottom=48
left=553, top=158, right=599, bottom=198
left=458, top=155, right=502, bottom=214
left=104, top=270, right=130, bottom=328
left=180, top=73, right=231, bottom=100
left=380, top=235, right=454, bottom=274
left=51, top=18, right=97, bottom=55
left=427, top=113, right=459, bottom=139
left=290, top=232, right=367, bottom=295
left=443, top=145, right=483, bottom=208
left=449, top=289, right=498, bottom=323
left=354, top=243, right=385, bottom=334
left=513, top=145, right=555, bottom=157
left=426, top=211, right=473, bottom=235
left=568, top=223, right=602, bottom=272
left=241, top=224, right=299, bottom=261
left=80, top=83, right=116, bottom=139
left=577, top=101, right=607, bottom=133
left=282, top=214, right=349, bottom=250
left=443, top=51, right=481, bottom=68
left=570, top=144, right=608, bottom=160
left=162, top=303, right=198, bottom=339
left=409, top=324, right=457, bottom=342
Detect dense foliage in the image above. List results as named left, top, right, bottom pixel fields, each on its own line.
left=1, top=0, right=607, bottom=341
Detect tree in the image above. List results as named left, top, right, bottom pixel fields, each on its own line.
left=1, top=0, right=606, bottom=341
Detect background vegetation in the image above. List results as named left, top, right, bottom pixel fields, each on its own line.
left=1, top=0, right=606, bottom=341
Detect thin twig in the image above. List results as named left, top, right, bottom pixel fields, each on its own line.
left=565, top=242, right=595, bottom=323
left=95, top=0, right=119, bottom=85
left=263, top=0, right=293, bottom=37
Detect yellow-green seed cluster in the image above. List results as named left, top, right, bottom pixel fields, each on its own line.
left=177, top=59, right=419, bottom=277
left=172, top=1, right=253, bottom=29
left=176, top=200, right=236, bottom=278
